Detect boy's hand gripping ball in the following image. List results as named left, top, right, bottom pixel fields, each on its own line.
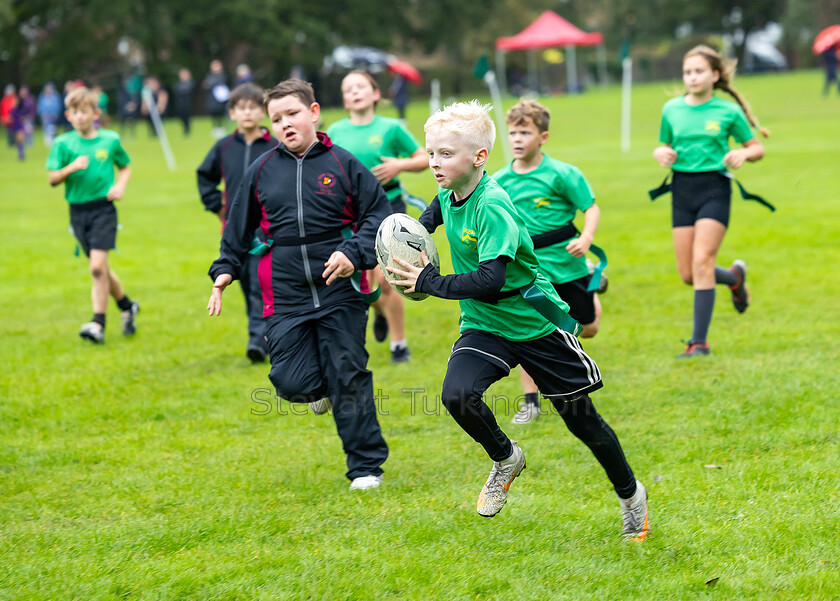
left=375, top=213, right=440, bottom=301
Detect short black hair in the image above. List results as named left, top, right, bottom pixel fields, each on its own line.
left=228, top=82, right=264, bottom=110
left=264, top=79, right=316, bottom=108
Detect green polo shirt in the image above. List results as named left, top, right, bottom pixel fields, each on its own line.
left=493, top=154, right=594, bottom=284
left=659, top=95, right=754, bottom=172
left=46, top=129, right=130, bottom=204
left=440, top=173, right=569, bottom=342
left=327, top=115, right=420, bottom=202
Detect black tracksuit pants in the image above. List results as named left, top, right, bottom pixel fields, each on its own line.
left=264, top=300, right=388, bottom=481
left=239, top=253, right=265, bottom=346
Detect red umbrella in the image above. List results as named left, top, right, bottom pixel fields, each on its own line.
left=387, top=60, right=422, bottom=84
left=813, top=25, right=840, bottom=54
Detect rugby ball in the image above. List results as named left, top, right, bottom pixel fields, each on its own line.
left=375, top=213, right=440, bottom=301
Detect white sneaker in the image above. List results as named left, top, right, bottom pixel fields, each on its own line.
left=79, top=321, right=104, bottom=344
left=309, top=397, right=331, bottom=415
left=476, top=441, right=526, bottom=517
left=511, top=401, right=540, bottom=424
left=349, top=475, right=382, bottom=491
left=620, top=480, right=649, bottom=541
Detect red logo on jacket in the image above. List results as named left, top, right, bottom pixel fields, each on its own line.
left=316, top=173, right=337, bottom=196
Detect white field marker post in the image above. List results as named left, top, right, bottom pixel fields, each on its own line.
left=141, top=87, right=177, bottom=171
left=483, top=70, right=511, bottom=163
left=620, top=56, right=633, bottom=153
left=429, top=78, right=441, bottom=115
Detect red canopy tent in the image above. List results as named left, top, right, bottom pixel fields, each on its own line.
left=495, top=11, right=606, bottom=93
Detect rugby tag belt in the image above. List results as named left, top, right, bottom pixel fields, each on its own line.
left=648, top=171, right=776, bottom=212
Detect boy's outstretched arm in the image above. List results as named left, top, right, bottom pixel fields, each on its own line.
left=389, top=253, right=509, bottom=299
left=418, top=196, right=443, bottom=233
left=48, top=155, right=88, bottom=186
left=107, top=166, right=131, bottom=201
left=566, top=203, right=600, bottom=258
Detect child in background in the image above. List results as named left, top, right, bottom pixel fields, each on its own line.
left=652, top=45, right=766, bottom=358
left=494, top=99, right=605, bottom=425
left=198, top=82, right=277, bottom=362
left=389, top=101, right=648, bottom=539
left=327, top=71, right=428, bottom=363
left=46, top=86, right=138, bottom=343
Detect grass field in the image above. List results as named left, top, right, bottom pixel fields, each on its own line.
left=1, top=69, right=839, bottom=600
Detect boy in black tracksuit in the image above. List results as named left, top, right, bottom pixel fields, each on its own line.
left=198, top=83, right=277, bottom=362
left=207, top=80, right=391, bottom=490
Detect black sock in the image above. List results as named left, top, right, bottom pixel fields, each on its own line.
left=93, top=313, right=106, bottom=328
left=116, top=295, right=133, bottom=311
left=714, top=266, right=737, bottom=287
left=524, top=392, right=539, bottom=407
left=691, top=288, right=715, bottom=345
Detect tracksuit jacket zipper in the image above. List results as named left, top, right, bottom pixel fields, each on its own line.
left=285, top=146, right=321, bottom=309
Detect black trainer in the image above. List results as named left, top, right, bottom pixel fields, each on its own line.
left=729, top=260, right=749, bottom=313
left=247, top=339, right=268, bottom=363
left=373, top=311, right=389, bottom=342
left=121, top=302, right=140, bottom=336
left=391, top=346, right=411, bottom=364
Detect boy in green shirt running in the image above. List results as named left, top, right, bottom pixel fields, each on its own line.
left=388, top=100, right=648, bottom=539
left=46, top=87, right=138, bottom=344
left=494, top=99, right=605, bottom=425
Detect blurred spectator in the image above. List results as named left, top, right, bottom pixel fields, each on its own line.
left=93, top=85, right=110, bottom=126
left=1, top=84, right=17, bottom=147
left=822, top=46, right=839, bottom=96
left=140, top=75, right=169, bottom=137
left=37, top=82, right=62, bottom=146
left=235, top=63, right=253, bottom=86
left=18, top=85, right=36, bottom=146
left=203, top=59, right=229, bottom=138
left=174, top=67, right=195, bottom=137
left=389, top=74, right=409, bottom=121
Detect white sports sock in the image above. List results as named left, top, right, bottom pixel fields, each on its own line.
left=390, top=339, right=407, bottom=351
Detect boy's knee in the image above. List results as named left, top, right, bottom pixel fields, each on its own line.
left=580, top=322, right=599, bottom=338
left=268, top=367, right=325, bottom=403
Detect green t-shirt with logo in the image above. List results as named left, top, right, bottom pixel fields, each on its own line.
left=493, top=154, right=593, bottom=284
left=326, top=115, right=420, bottom=202
left=440, top=172, right=569, bottom=342
left=46, top=129, right=131, bottom=204
left=659, top=95, right=754, bottom=173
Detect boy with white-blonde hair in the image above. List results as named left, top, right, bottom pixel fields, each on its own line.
left=388, top=101, right=648, bottom=539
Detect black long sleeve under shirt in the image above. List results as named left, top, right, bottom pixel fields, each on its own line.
left=415, top=190, right=511, bottom=300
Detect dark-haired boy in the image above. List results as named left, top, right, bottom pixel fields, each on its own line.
left=198, top=82, right=277, bottom=362
left=207, top=80, right=391, bottom=490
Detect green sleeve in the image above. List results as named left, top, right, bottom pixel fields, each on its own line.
left=45, top=138, right=67, bottom=171
left=112, top=137, right=131, bottom=168
left=560, top=167, right=595, bottom=212
left=658, top=110, right=673, bottom=145
left=476, top=200, right=520, bottom=263
left=729, top=107, right=754, bottom=144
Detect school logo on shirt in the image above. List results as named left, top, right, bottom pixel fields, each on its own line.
left=315, top=172, right=337, bottom=196
left=533, top=196, right=550, bottom=209
left=95, top=149, right=108, bottom=161
left=461, top=227, right=477, bottom=250
left=705, top=121, right=721, bottom=135
left=368, top=135, right=383, bottom=146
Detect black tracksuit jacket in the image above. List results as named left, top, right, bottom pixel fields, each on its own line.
left=208, top=132, right=391, bottom=317
left=196, top=127, right=278, bottom=218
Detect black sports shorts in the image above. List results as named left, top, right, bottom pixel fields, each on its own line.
left=671, top=170, right=731, bottom=228
left=553, top=276, right=596, bottom=325
left=69, top=199, right=118, bottom=257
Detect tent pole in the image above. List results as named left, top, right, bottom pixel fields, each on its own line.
left=566, top=44, right=578, bottom=93
left=597, top=43, right=608, bottom=87
left=527, top=49, right=538, bottom=93
left=495, top=49, right=507, bottom=95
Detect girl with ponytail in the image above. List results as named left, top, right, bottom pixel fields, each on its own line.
left=652, top=45, right=766, bottom=358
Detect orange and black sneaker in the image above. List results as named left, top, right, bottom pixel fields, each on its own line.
left=620, top=481, right=649, bottom=541
left=677, top=341, right=711, bottom=359
left=729, top=259, right=750, bottom=313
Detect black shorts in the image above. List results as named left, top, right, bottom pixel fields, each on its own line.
left=671, top=170, right=731, bottom=228
left=553, top=276, right=596, bottom=325
left=450, top=328, right=603, bottom=401
left=69, top=199, right=118, bottom=257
